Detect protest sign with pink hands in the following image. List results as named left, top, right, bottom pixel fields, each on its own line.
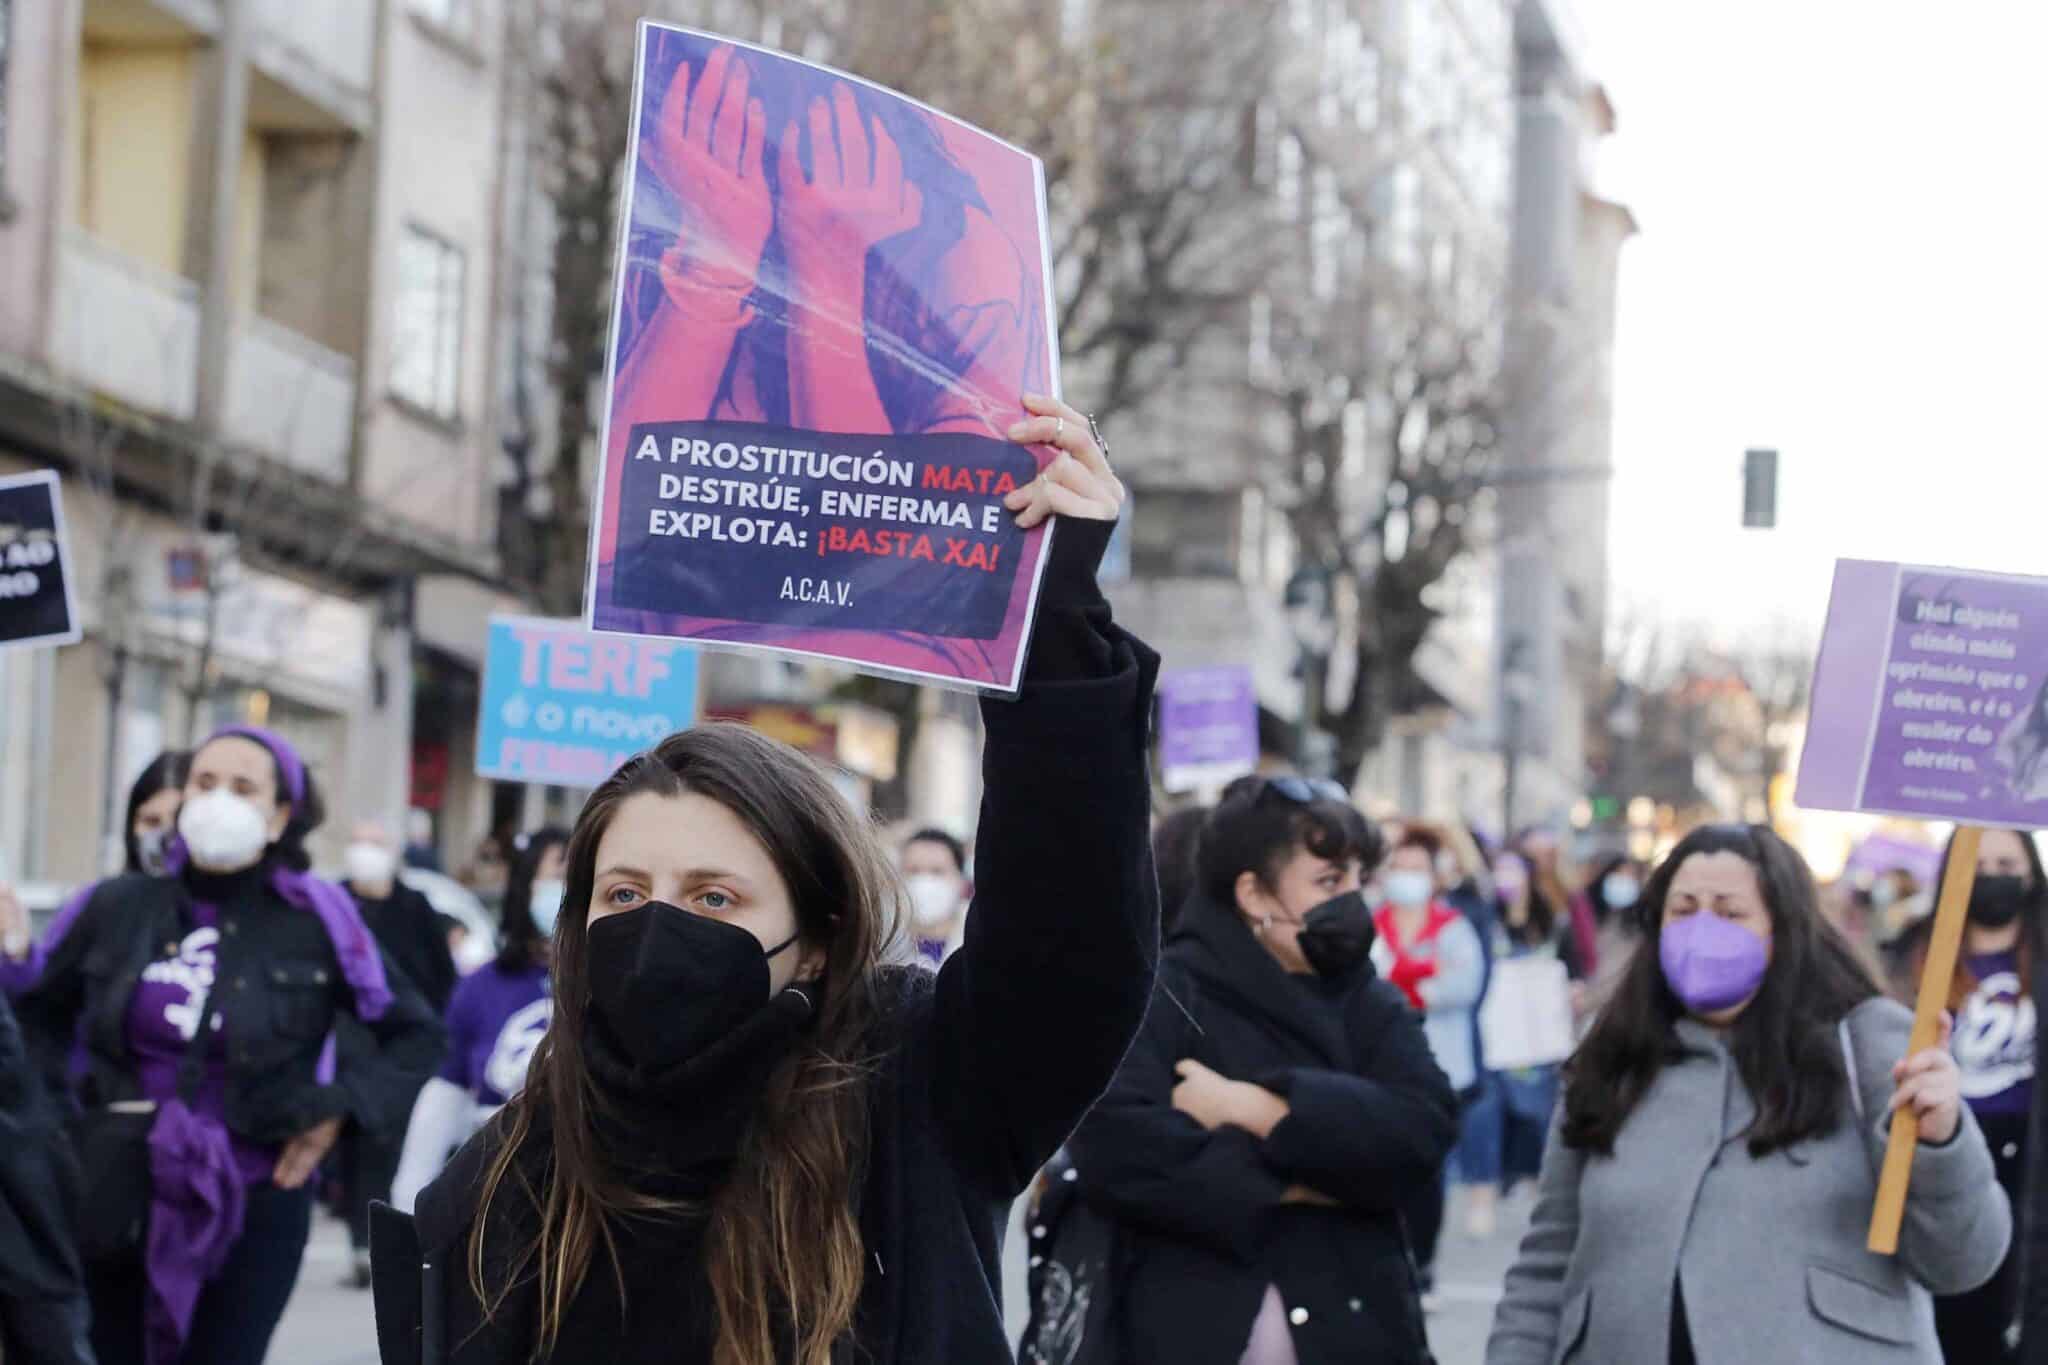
left=585, top=23, right=1060, bottom=692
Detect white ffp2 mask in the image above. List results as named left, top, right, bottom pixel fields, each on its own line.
left=906, top=874, right=961, bottom=930
left=178, top=789, right=273, bottom=873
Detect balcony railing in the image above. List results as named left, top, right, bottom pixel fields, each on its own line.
left=225, top=315, right=357, bottom=482
left=51, top=231, right=202, bottom=422
left=52, top=232, right=354, bottom=479
left=252, top=0, right=376, bottom=128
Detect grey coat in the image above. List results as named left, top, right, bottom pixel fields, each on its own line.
left=1488, top=998, right=2011, bottom=1364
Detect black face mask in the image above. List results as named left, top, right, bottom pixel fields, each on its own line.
left=1297, top=890, right=1376, bottom=979
left=1968, top=875, right=2034, bottom=930
left=585, top=901, right=801, bottom=1071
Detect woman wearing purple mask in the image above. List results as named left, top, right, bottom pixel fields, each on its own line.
left=1489, top=824, right=2010, bottom=1365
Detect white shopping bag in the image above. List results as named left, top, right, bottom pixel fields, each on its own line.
left=1478, top=956, right=1576, bottom=1072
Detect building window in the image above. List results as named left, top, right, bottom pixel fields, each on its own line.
left=390, top=225, right=466, bottom=421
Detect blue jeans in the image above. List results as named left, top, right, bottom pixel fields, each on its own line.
left=1452, top=1072, right=1504, bottom=1184
left=1453, top=1068, right=1558, bottom=1190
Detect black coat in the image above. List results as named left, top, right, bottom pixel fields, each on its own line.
left=385, top=537, right=1161, bottom=1365
left=349, top=881, right=460, bottom=1016
left=1067, top=893, right=1459, bottom=1365
left=2019, top=959, right=2048, bottom=1364
left=16, top=867, right=446, bottom=1148
left=0, top=992, right=92, bottom=1365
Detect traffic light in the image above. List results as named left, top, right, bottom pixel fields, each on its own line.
left=1743, top=449, right=1778, bottom=528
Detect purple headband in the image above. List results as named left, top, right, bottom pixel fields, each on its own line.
left=204, top=724, right=307, bottom=806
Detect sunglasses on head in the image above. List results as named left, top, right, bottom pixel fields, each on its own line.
left=1259, top=776, right=1351, bottom=806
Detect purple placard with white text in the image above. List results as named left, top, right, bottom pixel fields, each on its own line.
left=1159, top=665, right=1260, bottom=794
left=1797, top=560, right=2048, bottom=830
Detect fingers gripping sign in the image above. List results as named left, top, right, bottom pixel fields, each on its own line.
left=1004, top=393, right=1125, bottom=530
left=1889, top=1009, right=1964, bottom=1146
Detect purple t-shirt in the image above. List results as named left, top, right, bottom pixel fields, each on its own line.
left=1954, top=949, right=2036, bottom=1117
left=123, top=905, right=279, bottom=1183
left=441, top=962, right=550, bottom=1106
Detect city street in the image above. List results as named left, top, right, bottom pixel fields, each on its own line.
left=265, top=1185, right=1531, bottom=1364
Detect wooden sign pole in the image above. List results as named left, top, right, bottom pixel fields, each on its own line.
left=1867, top=824, right=1982, bottom=1255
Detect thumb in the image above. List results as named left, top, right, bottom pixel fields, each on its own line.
left=1937, top=1009, right=1955, bottom=1050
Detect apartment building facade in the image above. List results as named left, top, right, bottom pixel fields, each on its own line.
left=0, top=0, right=517, bottom=880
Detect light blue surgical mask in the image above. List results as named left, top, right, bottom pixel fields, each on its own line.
left=1384, top=871, right=1435, bottom=909
left=529, top=879, right=566, bottom=937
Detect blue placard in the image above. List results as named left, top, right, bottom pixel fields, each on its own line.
left=477, top=616, right=700, bottom=786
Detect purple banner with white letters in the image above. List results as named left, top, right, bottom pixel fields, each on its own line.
left=1159, top=665, right=1260, bottom=794
left=1798, top=560, right=2048, bottom=830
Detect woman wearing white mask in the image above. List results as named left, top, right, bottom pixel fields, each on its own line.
left=390, top=828, right=569, bottom=1213
left=15, top=725, right=444, bottom=1365
left=1583, top=853, right=1649, bottom=1013
left=899, top=828, right=970, bottom=967
left=344, top=824, right=459, bottom=1015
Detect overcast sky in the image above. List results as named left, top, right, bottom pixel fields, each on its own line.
left=1574, top=2, right=2048, bottom=648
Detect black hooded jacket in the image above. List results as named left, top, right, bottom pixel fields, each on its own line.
left=349, top=879, right=460, bottom=1016
left=1066, top=892, right=1459, bottom=1364
left=377, top=517, right=1162, bottom=1364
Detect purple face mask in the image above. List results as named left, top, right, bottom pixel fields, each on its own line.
left=1658, top=911, right=1769, bottom=1015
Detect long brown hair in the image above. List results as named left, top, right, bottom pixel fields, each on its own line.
left=1562, top=824, right=1880, bottom=1158
left=467, top=724, right=897, bottom=1364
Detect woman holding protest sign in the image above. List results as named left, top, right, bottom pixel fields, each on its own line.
left=385, top=401, right=1150, bottom=1365
left=1488, top=823, right=2010, bottom=1365
left=14, top=726, right=444, bottom=1365
left=1892, top=827, right=2043, bottom=1363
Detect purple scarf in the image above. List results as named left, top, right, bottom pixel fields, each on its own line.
left=142, top=724, right=394, bottom=1361
left=144, top=1100, right=246, bottom=1365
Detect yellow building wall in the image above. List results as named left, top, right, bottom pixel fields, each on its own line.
left=72, top=45, right=198, bottom=279
left=234, top=132, right=267, bottom=314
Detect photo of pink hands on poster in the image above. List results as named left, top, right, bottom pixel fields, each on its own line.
left=588, top=24, right=1061, bottom=692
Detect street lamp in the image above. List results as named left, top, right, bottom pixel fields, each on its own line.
left=1500, top=635, right=1536, bottom=839
left=1285, top=564, right=1336, bottom=774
